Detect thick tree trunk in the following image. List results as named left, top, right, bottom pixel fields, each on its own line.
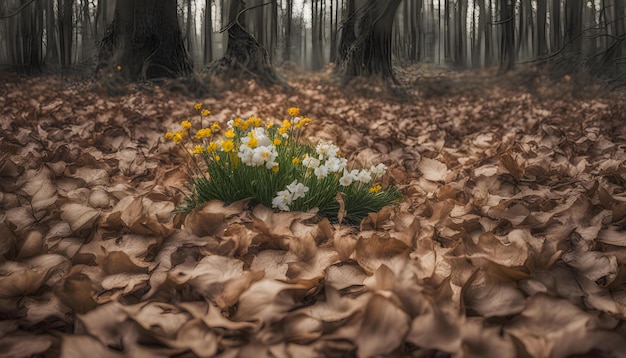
left=96, top=0, right=192, bottom=80
left=339, top=0, right=402, bottom=82
left=211, top=0, right=285, bottom=87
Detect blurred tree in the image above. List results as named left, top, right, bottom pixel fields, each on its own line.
left=211, top=0, right=284, bottom=87
left=339, top=0, right=402, bottom=82
left=96, top=0, right=192, bottom=80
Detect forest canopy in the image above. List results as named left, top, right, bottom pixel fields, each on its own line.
left=0, top=0, right=624, bottom=84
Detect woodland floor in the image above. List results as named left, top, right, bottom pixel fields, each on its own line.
left=1, top=66, right=626, bottom=358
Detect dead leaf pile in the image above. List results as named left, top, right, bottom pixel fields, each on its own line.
left=1, top=71, right=626, bottom=357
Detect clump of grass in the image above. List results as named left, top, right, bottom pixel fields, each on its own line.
left=166, top=105, right=402, bottom=225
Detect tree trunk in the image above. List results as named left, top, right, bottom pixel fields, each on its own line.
left=211, top=0, right=285, bottom=87
left=339, top=0, right=402, bottom=82
left=58, top=0, right=73, bottom=66
left=537, top=0, right=547, bottom=55
left=284, top=0, right=293, bottom=61
left=96, top=0, right=192, bottom=80
left=499, top=0, right=515, bottom=72
left=204, top=0, right=213, bottom=64
left=551, top=0, right=561, bottom=51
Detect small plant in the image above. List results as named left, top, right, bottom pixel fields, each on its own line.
left=166, top=105, right=402, bottom=225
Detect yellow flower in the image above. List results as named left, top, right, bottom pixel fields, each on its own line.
left=116, top=65, right=122, bottom=71
left=369, top=184, right=382, bottom=194
left=165, top=132, right=174, bottom=140
left=282, top=119, right=292, bottom=128
left=181, top=120, right=192, bottom=129
left=247, top=136, right=258, bottom=148
left=195, top=128, right=212, bottom=139
left=221, top=140, right=234, bottom=152
left=194, top=103, right=202, bottom=111
left=273, top=138, right=281, bottom=146
left=225, top=129, right=235, bottom=139
left=278, top=127, right=288, bottom=135
left=303, top=117, right=312, bottom=125
left=173, top=132, right=183, bottom=143
left=295, top=119, right=304, bottom=128
left=211, top=122, right=221, bottom=132
left=201, top=109, right=210, bottom=117
left=272, top=165, right=279, bottom=173
left=233, top=117, right=242, bottom=128
left=214, top=155, right=221, bottom=161
left=288, top=107, right=300, bottom=117
left=193, top=145, right=204, bottom=154
left=253, top=117, right=262, bottom=127
left=266, top=121, right=275, bottom=129
left=240, top=121, right=250, bottom=131
left=292, top=157, right=300, bottom=165
left=207, top=141, right=219, bottom=152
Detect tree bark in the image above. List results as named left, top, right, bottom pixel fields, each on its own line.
left=211, top=0, right=285, bottom=87
left=499, top=0, right=515, bottom=72
left=339, top=0, right=402, bottom=82
left=204, top=0, right=213, bottom=64
left=96, top=0, right=192, bottom=80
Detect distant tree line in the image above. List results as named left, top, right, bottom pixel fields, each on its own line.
left=0, top=0, right=624, bottom=82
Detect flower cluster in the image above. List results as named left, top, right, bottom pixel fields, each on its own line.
left=166, top=105, right=401, bottom=224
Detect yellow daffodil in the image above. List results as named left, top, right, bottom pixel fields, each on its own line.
left=369, top=184, right=382, bottom=194
left=225, top=129, right=235, bottom=139
left=181, top=120, right=192, bottom=129
left=233, top=117, right=242, bottom=128
left=211, top=122, right=221, bottom=132
left=173, top=133, right=183, bottom=143
left=272, top=165, right=279, bottom=173
left=288, top=107, right=300, bottom=116
left=194, top=103, right=202, bottom=111
left=201, top=109, right=210, bottom=117
left=292, top=157, right=300, bottom=165
left=207, top=141, right=219, bottom=152
left=222, top=140, right=234, bottom=152
left=273, top=138, right=281, bottom=146
left=165, top=132, right=174, bottom=140
left=193, top=145, right=204, bottom=154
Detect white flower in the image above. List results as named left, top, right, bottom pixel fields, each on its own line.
left=238, top=146, right=254, bottom=166
left=251, top=127, right=272, bottom=147
left=355, top=169, right=372, bottom=183
left=272, top=190, right=293, bottom=211
left=325, top=156, right=347, bottom=173
left=314, top=165, right=329, bottom=179
left=287, top=180, right=309, bottom=200
left=227, top=119, right=234, bottom=128
left=302, top=156, right=321, bottom=169
left=316, top=142, right=340, bottom=159
left=338, top=170, right=352, bottom=186
left=370, top=163, right=388, bottom=178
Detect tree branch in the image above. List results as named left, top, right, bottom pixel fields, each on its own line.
left=0, top=0, right=38, bottom=20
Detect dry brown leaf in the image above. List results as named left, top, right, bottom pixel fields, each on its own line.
left=418, top=157, right=448, bottom=182
left=355, top=233, right=410, bottom=274
left=60, top=203, right=100, bottom=232
left=355, top=294, right=411, bottom=358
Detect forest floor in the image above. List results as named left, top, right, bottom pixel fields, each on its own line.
left=1, top=65, right=626, bottom=357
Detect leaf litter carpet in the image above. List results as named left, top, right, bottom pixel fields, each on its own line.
left=1, top=71, right=626, bottom=357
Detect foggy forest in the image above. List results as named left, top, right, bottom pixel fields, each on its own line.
left=1, top=0, right=626, bottom=357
